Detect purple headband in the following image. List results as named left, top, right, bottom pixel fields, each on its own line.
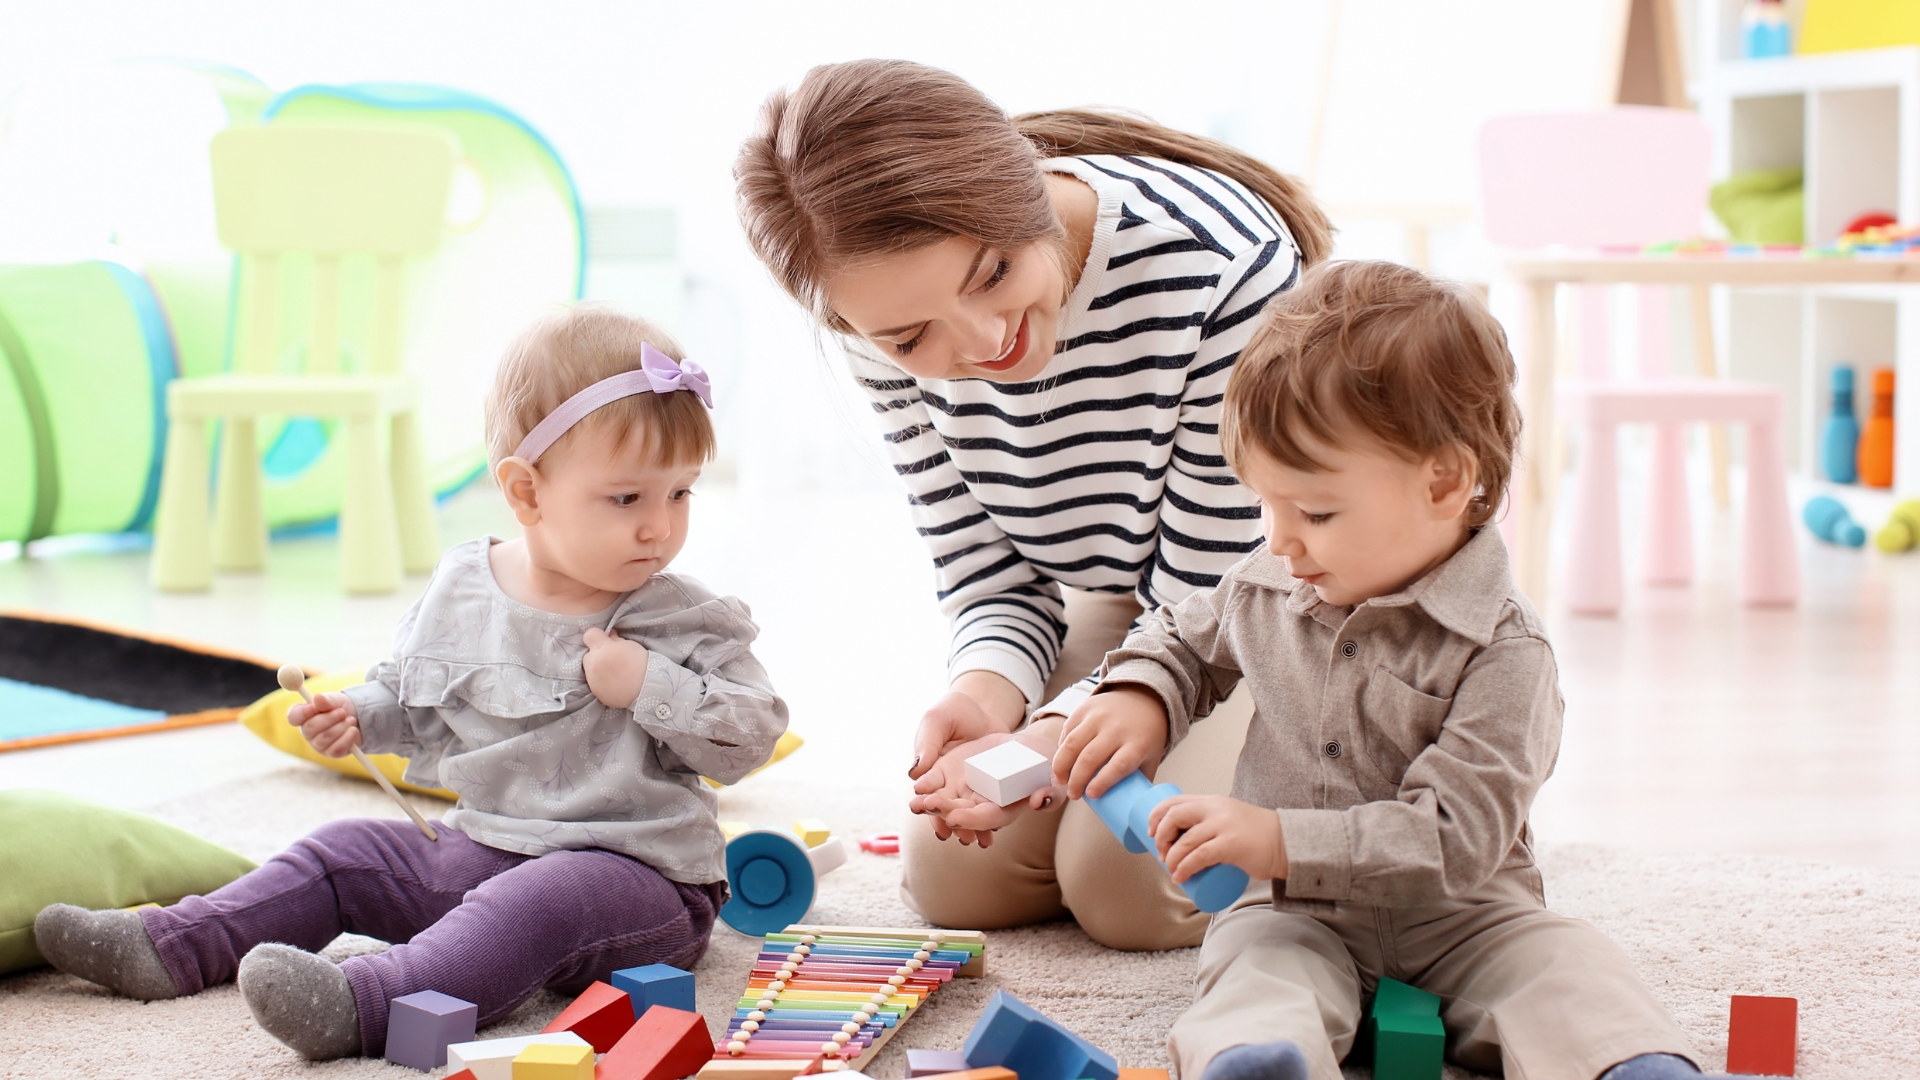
left=513, top=343, right=713, bottom=463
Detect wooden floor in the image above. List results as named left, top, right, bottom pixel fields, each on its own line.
left=4, top=477, right=1917, bottom=871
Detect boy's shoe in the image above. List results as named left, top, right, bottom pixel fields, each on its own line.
left=237, top=943, right=362, bottom=1060
left=33, top=904, right=180, bottom=1000
left=1200, top=1041, right=1311, bottom=1080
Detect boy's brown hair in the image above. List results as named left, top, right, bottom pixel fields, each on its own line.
left=484, top=305, right=715, bottom=471
left=1221, top=260, right=1520, bottom=528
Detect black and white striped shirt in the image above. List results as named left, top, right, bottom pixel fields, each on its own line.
left=848, top=154, right=1301, bottom=715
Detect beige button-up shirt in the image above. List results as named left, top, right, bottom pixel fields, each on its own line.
left=1100, top=526, right=1561, bottom=909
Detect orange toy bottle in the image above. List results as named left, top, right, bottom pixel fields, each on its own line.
left=1858, top=368, right=1896, bottom=488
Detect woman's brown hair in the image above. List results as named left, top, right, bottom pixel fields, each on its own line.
left=1221, top=261, right=1521, bottom=529
left=734, top=59, right=1331, bottom=331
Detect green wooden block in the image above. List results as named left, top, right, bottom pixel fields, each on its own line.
left=1371, top=977, right=1441, bottom=1018
left=1373, top=1012, right=1444, bottom=1080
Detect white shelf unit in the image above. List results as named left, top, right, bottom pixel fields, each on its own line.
left=1696, top=4, right=1920, bottom=503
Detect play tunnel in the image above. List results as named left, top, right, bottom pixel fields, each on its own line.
left=0, top=65, right=583, bottom=544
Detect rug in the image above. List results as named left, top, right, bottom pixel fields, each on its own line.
left=0, top=763, right=1914, bottom=1080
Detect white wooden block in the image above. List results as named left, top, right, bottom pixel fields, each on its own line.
left=962, top=740, right=1053, bottom=807
left=447, top=1031, right=589, bottom=1080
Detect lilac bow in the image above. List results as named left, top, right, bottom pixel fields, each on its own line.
left=512, top=342, right=715, bottom=463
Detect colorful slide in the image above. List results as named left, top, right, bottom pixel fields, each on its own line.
left=0, top=62, right=583, bottom=544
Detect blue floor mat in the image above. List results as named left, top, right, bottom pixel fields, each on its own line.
left=0, top=676, right=166, bottom=739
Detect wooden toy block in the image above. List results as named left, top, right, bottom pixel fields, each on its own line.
left=962, top=741, right=1053, bottom=807
left=612, top=962, right=696, bottom=1017
left=962, top=989, right=1118, bottom=1080
left=1373, top=1012, right=1444, bottom=1080
left=385, top=988, right=479, bottom=1070
left=918, top=1069, right=1015, bottom=1080
left=793, top=818, right=832, bottom=847
left=696, top=1057, right=825, bottom=1080
left=1118, top=1070, right=1169, bottom=1080
left=597, top=1004, right=713, bottom=1080
left=541, top=979, right=634, bottom=1053
left=1352, top=977, right=1441, bottom=1068
left=1083, top=771, right=1249, bottom=912
left=906, top=1049, right=973, bottom=1077
left=1727, top=995, right=1797, bottom=1076
left=446, top=1072, right=478, bottom=1080
left=448, top=1032, right=591, bottom=1080
left=513, top=1040, right=595, bottom=1080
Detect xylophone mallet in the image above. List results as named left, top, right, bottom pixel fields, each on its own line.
left=278, top=664, right=438, bottom=841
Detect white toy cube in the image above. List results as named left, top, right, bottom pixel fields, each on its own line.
left=963, top=740, right=1053, bottom=807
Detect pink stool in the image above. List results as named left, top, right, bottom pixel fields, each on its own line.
left=1558, top=378, right=1798, bottom=614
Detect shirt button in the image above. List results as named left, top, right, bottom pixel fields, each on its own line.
left=1325, top=741, right=1342, bottom=758
left=654, top=703, right=673, bottom=720
left=1340, top=641, right=1357, bottom=659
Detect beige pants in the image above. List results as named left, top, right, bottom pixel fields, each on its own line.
left=899, top=589, right=1256, bottom=951
left=1168, top=869, right=1696, bottom=1080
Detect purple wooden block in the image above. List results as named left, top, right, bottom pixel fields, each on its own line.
left=907, top=1049, right=974, bottom=1077
left=385, top=989, right=478, bottom=1071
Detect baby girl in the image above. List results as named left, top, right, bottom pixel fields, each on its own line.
left=35, top=307, right=788, bottom=1060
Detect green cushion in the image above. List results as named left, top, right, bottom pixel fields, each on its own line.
left=0, top=789, right=256, bottom=974
left=1710, top=169, right=1805, bottom=245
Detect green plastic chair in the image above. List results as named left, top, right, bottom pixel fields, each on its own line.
left=151, top=124, right=453, bottom=593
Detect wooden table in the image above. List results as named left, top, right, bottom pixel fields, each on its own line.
left=1503, top=254, right=1920, bottom=602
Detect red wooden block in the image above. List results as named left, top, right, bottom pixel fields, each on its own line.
left=445, top=1072, right=478, bottom=1080
left=1727, top=995, right=1797, bottom=1076
left=544, top=980, right=637, bottom=1054
left=599, top=1004, right=713, bottom=1080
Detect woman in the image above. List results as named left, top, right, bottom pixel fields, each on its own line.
left=735, top=59, right=1330, bottom=949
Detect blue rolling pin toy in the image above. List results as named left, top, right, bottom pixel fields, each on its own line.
left=1083, top=771, right=1250, bottom=912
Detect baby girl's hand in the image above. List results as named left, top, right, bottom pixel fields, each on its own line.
left=1149, top=794, right=1289, bottom=883
left=287, top=692, right=362, bottom=758
left=582, top=627, right=649, bottom=709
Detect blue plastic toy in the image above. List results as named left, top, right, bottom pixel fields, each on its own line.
left=1821, top=365, right=1861, bottom=483
left=1083, top=771, right=1250, bottom=912
left=1803, top=495, right=1866, bottom=547
left=611, top=963, right=695, bottom=1017
left=962, top=990, right=1118, bottom=1080
left=718, top=828, right=848, bottom=936
left=385, top=989, right=477, bottom=1071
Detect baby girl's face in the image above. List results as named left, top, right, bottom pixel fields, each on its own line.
left=521, top=425, right=700, bottom=595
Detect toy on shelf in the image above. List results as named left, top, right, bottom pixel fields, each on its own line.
left=1858, top=368, right=1896, bottom=488
left=963, top=741, right=1053, bottom=807
left=1802, top=496, right=1865, bottom=547
left=1726, top=995, right=1797, bottom=1076
left=386, top=989, right=478, bottom=1070
left=1356, top=979, right=1444, bottom=1080
left=599, top=1005, right=714, bottom=1080
left=1742, top=0, right=1792, bottom=57
left=540, top=979, right=635, bottom=1052
left=699, top=925, right=985, bottom=1078
left=907, top=1049, right=973, bottom=1077
left=858, top=833, right=900, bottom=855
left=793, top=819, right=832, bottom=848
left=962, top=989, right=1118, bottom=1080
left=1875, top=499, right=1920, bottom=552
left=447, top=1032, right=590, bottom=1080
left=513, top=1040, right=595, bottom=1079
left=1083, top=771, right=1250, bottom=913
left=720, top=829, right=850, bottom=935
left=613, top=963, right=696, bottom=1016
left=278, top=664, right=438, bottom=840
left=1820, top=366, right=1860, bottom=483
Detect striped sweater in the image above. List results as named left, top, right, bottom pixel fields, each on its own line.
left=848, top=154, right=1303, bottom=717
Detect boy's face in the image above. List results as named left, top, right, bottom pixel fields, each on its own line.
left=505, top=425, right=700, bottom=595
left=1237, top=437, right=1475, bottom=607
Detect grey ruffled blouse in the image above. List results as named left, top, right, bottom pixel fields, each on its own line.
left=341, top=537, right=789, bottom=884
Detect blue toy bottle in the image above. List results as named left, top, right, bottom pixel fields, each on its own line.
left=1803, top=495, right=1865, bottom=547
left=1821, top=365, right=1861, bottom=483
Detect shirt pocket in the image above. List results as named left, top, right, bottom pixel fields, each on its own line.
left=1360, top=666, right=1452, bottom=780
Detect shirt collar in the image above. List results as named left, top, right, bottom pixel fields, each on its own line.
left=1265, top=526, right=1514, bottom=646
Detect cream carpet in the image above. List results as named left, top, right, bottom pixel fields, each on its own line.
left=2, top=764, right=1915, bottom=1079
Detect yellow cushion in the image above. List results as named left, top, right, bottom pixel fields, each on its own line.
left=239, top=673, right=803, bottom=797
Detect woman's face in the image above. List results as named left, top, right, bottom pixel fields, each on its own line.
left=826, top=234, right=1068, bottom=383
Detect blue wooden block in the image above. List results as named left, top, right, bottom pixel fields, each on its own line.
left=384, top=989, right=477, bottom=1071
left=907, top=1049, right=974, bottom=1077
left=611, top=963, right=695, bottom=1017
left=962, top=990, right=1118, bottom=1080
left=1082, top=769, right=1250, bottom=912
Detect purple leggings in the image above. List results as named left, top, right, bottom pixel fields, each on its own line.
left=140, top=818, right=722, bottom=1056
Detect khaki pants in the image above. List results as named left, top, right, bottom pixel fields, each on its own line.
left=899, top=589, right=1256, bottom=951
left=1168, top=870, right=1696, bottom=1080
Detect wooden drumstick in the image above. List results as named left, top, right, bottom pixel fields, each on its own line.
left=277, top=665, right=438, bottom=841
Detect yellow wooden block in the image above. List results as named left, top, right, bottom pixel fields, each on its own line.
left=513, top=1040, right=594, bottom=1079
left=1801, top=0, right=1920, bottom=53
left=792, top=818, right=831, bottom=847
left=720, top=821, right=750, bottom=840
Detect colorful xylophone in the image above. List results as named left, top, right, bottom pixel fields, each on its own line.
left=697, top=925, right=987, bottom=1079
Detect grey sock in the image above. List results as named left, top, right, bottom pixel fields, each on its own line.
left=33, top=903, right=180, bottom=1000
left=1201, top=1041, right=1311, bottom=1080
left=237, top=943, right=362, bottom=1060
left=1599, top=1054, right=1727, bottom=1080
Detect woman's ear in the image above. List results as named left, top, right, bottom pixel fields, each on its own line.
left=1426, top=445, right=1479, bottom=520
left=495, top=457, right=544, bottom=526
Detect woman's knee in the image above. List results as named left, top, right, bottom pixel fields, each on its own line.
left=1056, top=802, right=1209, bottom=951
left=900, top=809, right=1067, bottom=930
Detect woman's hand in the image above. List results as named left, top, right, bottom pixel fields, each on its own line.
left=583, top=627, right=650, bottom=709
left=910, top=730, right=1064, bottom=846
left=1148, top=794, right=1288, bottom=883
left=1051, top=685, right=1170, bottom=799
left=908, top=671, right=1026, bottom=780
left=288, top=692, right=362, bottom=759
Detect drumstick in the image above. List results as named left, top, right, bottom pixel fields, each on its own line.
left=277, top=665, right=438, bottom=841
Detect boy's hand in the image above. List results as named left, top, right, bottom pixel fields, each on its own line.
left=1052, top=685, right=1169, bottom=799
left=1149, top=794, right=1289, bottom=882
left=910, top=730, right=1064, bottom=846
left=287, top=692, right=362, bottom=759
left=583, top=627, right=649, bottom=709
